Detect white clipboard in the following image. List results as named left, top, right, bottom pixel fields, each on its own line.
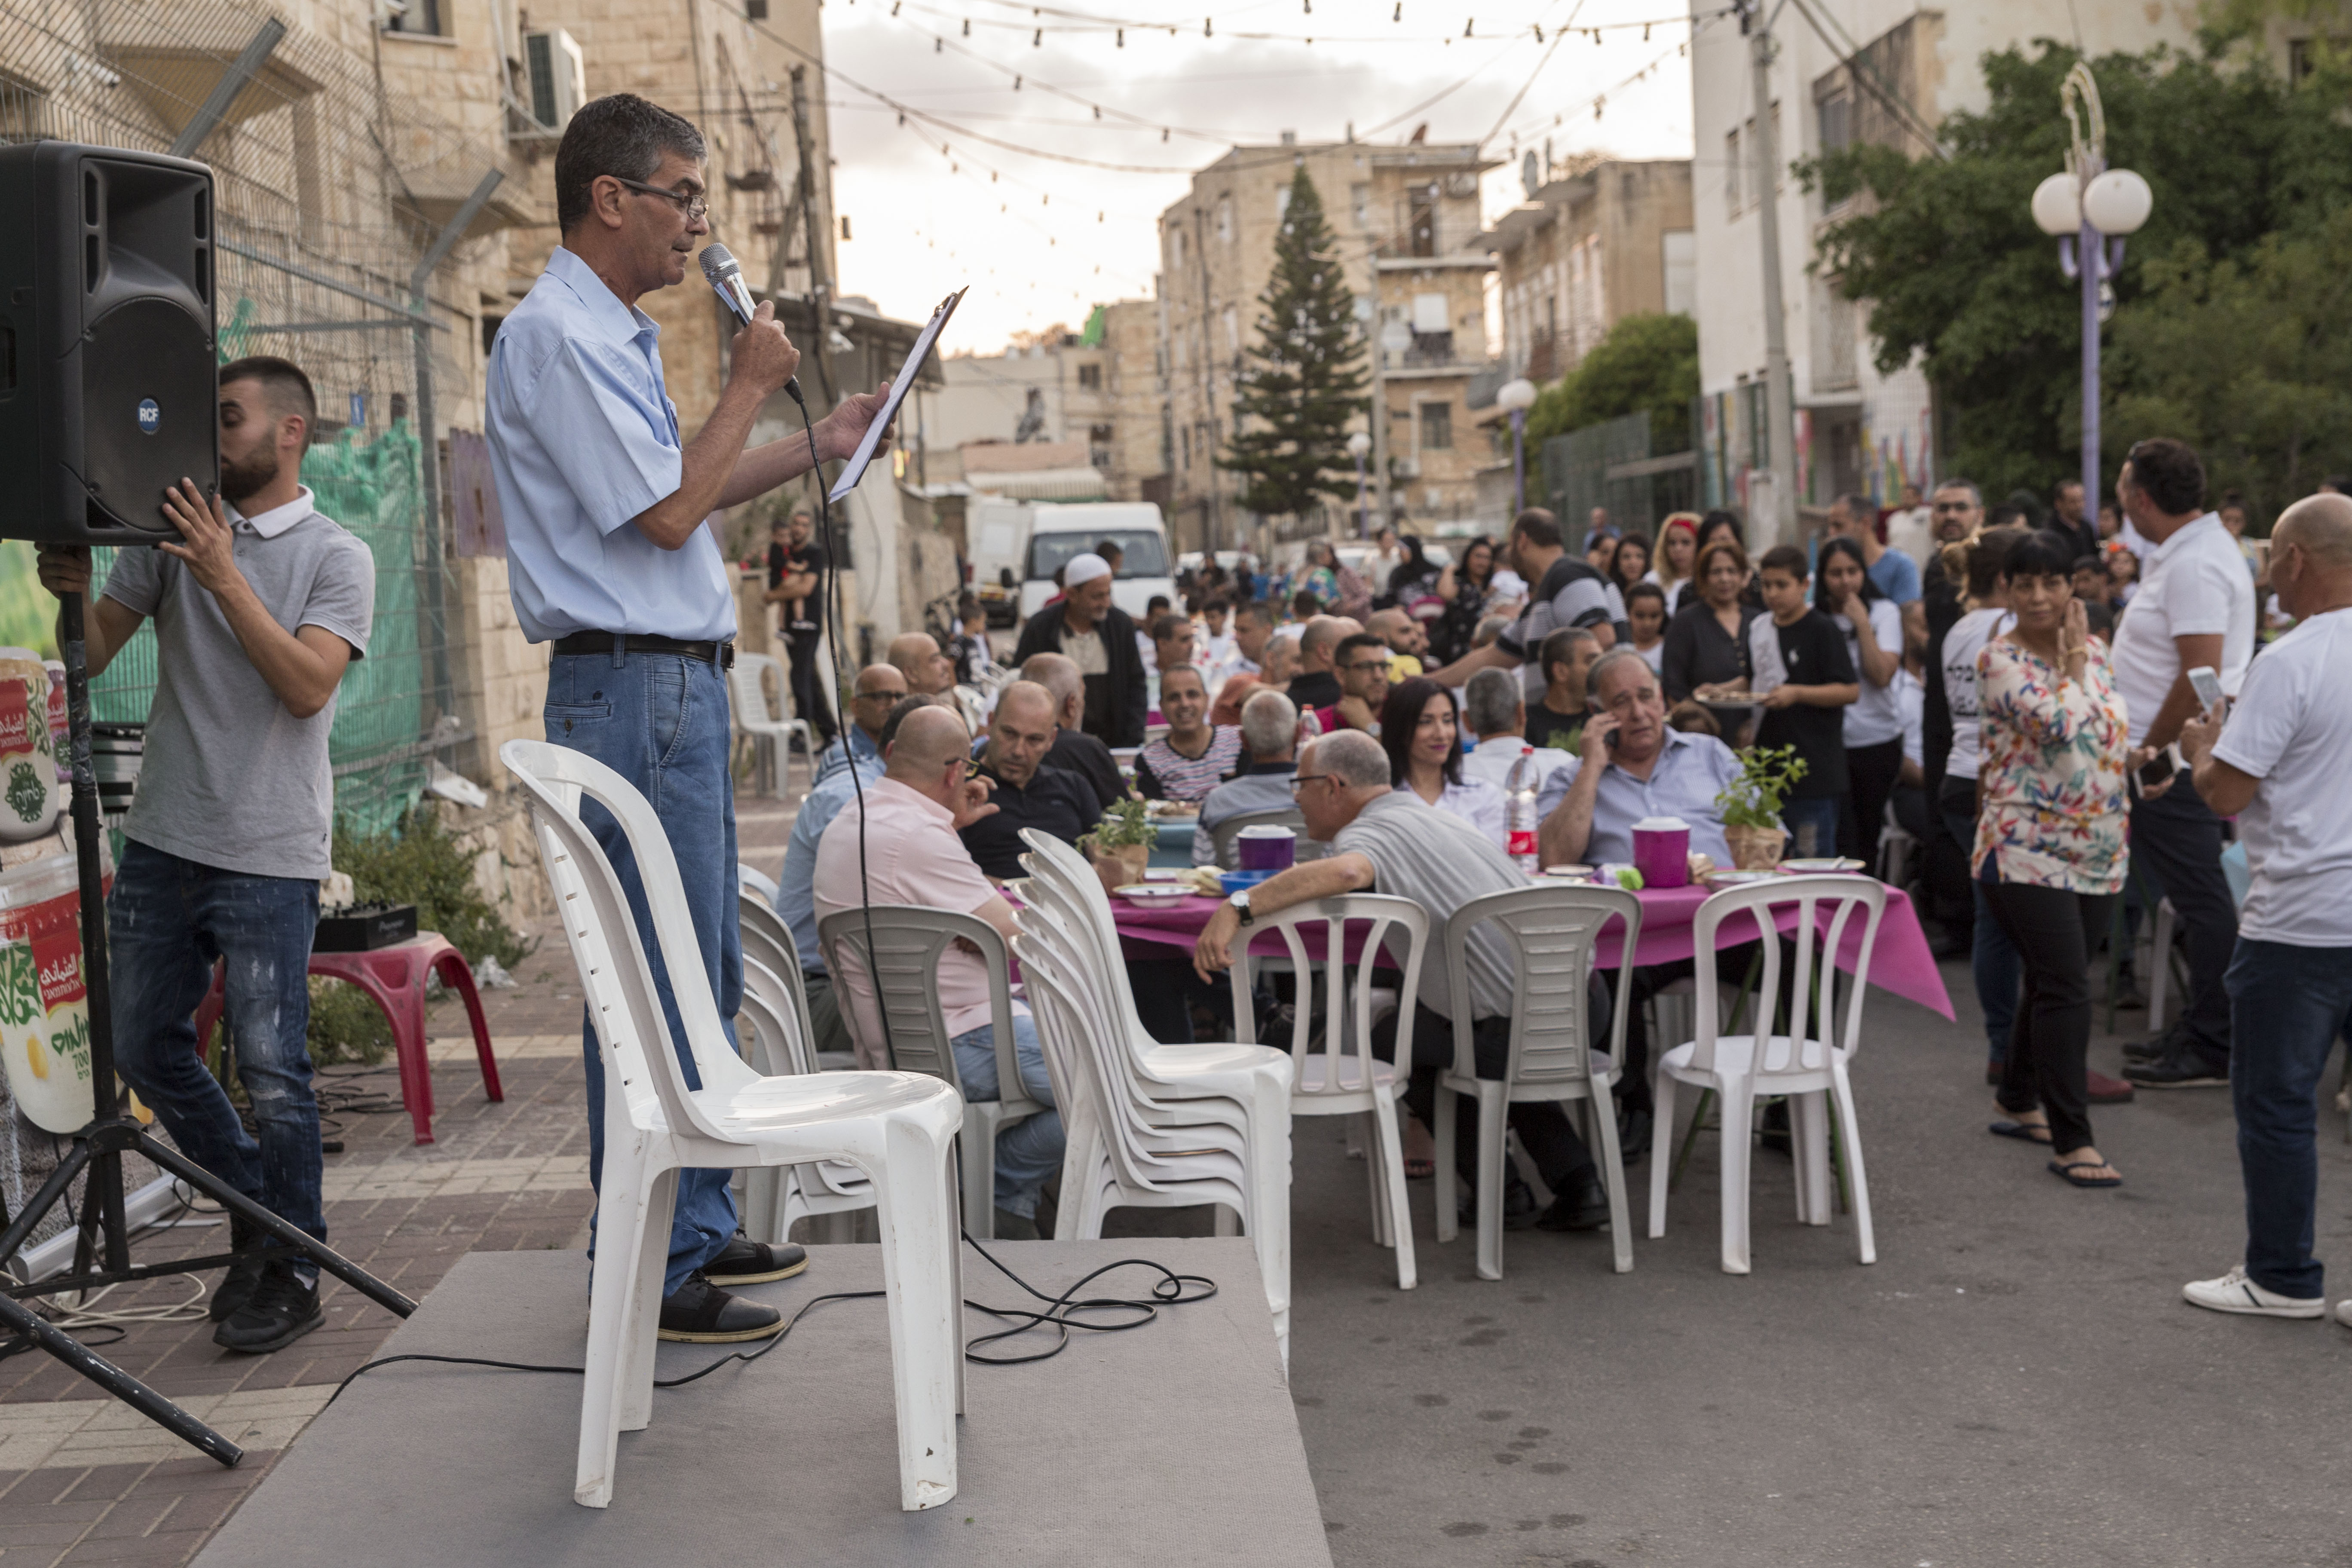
left=826, top=287, right=964, bottom=503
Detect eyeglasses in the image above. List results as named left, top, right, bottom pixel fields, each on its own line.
left=1287, top=773, right=1329, bottom=795
left=960, top=758, right=983, bottom=781
left=610, top=176, right=710, bottom=222
left=853, top=688, right=902, bottom=703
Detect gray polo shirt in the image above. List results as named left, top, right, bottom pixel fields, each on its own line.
left=101, top=487, right=374, bottom=881
left=1330, top=791, right=1522, bottom=1021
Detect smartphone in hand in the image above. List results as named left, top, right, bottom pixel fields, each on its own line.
left=2187, top=665, right=2226, bottom=715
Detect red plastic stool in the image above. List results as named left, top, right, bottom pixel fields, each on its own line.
left=193, top=931, right=503, bottom=1145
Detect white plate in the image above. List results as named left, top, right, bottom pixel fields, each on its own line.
left=1705, top=870, right=1779, bottom=886
left=1539, top=864, right=1595, bottom=880
left=1777, top=858, right=1866, bottom=874
left=1114, top=884, right=1194, bottom=903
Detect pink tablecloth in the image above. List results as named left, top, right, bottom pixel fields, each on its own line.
left=1109, top=881, right=1954, bottom=1020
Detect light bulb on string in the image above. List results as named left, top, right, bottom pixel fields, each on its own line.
left=1116, top=27, right=1123, bottom=45
left=1463, top=17, right=1473, bottom=37
left=1032, top=28, right=1040, bottom=44
left=1013, top=74, right=1021, bottom=89
left=1204, top=17, right=1212, bottom=35
left=1532, top=23, right=1542, bottom=39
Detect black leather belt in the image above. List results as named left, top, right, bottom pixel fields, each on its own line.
left=551, top=633, right=735, bottom=668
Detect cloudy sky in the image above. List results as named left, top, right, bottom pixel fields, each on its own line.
left=819, top=0, right=1709, bottom=354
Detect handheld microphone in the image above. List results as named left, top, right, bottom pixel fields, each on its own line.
left=700, top=242, right=804, bottom=406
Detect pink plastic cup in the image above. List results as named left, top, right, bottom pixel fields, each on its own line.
left=1630, top=817, right=1691, bottom=889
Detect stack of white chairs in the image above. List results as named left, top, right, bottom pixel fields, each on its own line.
left=1224, top=897, right=1427, bottom=1289
left=1010, top=829, right=1297, bottom=1363
left=500, top=739, right=964, bottom=1512
left=1649, top=874, right=1886, bottom=1275
left=1435, top=883, right=1642, bottom=1280
left=730, top=894, right=874, bottom=1243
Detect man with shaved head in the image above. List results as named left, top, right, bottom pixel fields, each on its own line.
left=812, top=703, right=1064, bottom=1236
left=2177, top=492, right=2352, bottom=1320
left=1366, top=606, right=1427, bottom=680
left=1286, top=614, right=1351, bottom=713
left=1019, top=651, right=1127, bottom=812
left=1193, top=729, right=1614, bottom=1232
left=815, top=662, right=906, bottom=781
left=886, top=631, right=956, bottom=696
left=959, top=680, right=1102, bottom=881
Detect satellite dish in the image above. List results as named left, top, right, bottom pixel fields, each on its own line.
left=1522, top=151, right=1540, bottom=199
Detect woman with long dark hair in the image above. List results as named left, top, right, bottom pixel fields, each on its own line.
left=1429, top=535, right=1500, bottom=665
left=1816, top=535, right=1905, bottom=867
left=1611, top=533, right=1653, bottom=603
left=1378, top=677, right=1505, bottom=847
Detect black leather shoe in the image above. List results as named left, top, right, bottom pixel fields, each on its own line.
left=991, top=1208, right=1041, bottom=1240
left=702, top=1232, right=808, bottom=1286
left=1534, top=1173, right=1612, bottom=1232
left=2123, top=1048, right=2229, bottom=1090
left=657, top=1274, right=784, bottom=1343
left=1458, top=1176, right=1539, bottom=1231
left=208, top=1212, right=266, bottom=1324
left=213, top=1262, right=323, bottom=1355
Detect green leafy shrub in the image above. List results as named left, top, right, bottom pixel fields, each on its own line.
left=332, top=805, right=533, bottom=970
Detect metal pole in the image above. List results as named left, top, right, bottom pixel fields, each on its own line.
left=1369, top=312, right=1390, bottom=529
left=1353, top=453, right=1367, bottom=536
left=1749, top=16, right=1799, bottom=548
left=1511, top=408, right=1528, bottom=512
left=2079, top=155, right=2103, bottom=518
left=169, top=19, right=285, bottom=159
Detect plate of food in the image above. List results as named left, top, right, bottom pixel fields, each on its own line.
left=1113, top=884, right=1195, bottom=904
left=1777, top=858, right=1867, bottom=875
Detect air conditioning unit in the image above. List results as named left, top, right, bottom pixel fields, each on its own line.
left=524, top=29, right=585, bottom=131
left=1394, top=457, right=1421, bottom=478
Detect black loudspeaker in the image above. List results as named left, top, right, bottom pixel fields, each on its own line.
left=0, top=142, right=217, bottom=544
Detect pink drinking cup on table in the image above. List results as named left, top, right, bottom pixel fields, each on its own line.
left=1631, top=816, right=1691, bottom=889
left=1235, top=824, right=1297, bottom=873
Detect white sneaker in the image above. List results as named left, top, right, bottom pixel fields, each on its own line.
left=2337, top=1300, right=2352, bottom=1329
left=2181, top=1265, right=2324, bottom=1319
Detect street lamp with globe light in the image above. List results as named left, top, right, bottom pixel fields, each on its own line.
left=1495, top=377, right=1539, bottom=513
left=1346, top=429, right=1372, bottom=537
left=2031, top=62, right=2151, bottom=522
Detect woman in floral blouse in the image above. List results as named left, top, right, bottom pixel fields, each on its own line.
left=1973, top=531, right=2132, bottom=1189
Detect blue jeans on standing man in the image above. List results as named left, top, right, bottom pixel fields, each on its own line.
left=2225, top=939, right=2352, bottom=1300
left=545, top=648, right=742, bottom=1295
left=947, top=1013, right=1064, bottom=1219
left=109, top=841, right=325, bottom=1278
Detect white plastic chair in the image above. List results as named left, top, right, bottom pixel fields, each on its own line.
left=1226, top=896, right=1426, bottom=1289
left=500, top=739, right=964, bottom=1512
left=729, top=651, right=814, bottom=802
left=735, top=956, right=874, bottom=1245
left=1436, top=883, right=1641, bottom=1280
left=736, top=861, right=781, bottom=905
left=1648, top=875, right=1886, bottom=1275
left=1875, top=799, right=1915, bottom=887
left=819, top=905, right=1046, bottom=1238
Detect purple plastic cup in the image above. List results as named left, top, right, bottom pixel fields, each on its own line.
left=1235, top=824, right=1296, bottom=873
left=1630, top=817, right=1691, bottom=889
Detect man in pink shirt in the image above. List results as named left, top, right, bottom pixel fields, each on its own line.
left=812, top=704, right=1064, bottom=1237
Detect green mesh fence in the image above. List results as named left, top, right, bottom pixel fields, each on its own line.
left=79, top=419, right=438, bottom=839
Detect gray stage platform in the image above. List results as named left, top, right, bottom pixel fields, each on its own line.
left=195, top=1239, right=1332, bottom=1567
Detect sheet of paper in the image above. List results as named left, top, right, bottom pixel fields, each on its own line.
left=827, top=287, right=964, bottom=503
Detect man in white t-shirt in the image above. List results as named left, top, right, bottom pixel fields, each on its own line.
left=2110, top=439, right=2256, bottom=1090
left=2175, top=494, right=2352, bottom=1320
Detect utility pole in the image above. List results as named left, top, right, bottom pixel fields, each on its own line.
left=788, top=65, right=833, bottom=407
left=1368, top=290, right=1391, bottom=531
left=1744, top=0, right=1798, bottom=548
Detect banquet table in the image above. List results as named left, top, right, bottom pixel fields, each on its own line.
left=1103, top=879, right=1954, bottom=1019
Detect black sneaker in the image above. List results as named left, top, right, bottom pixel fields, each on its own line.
left=2122, top=1047, right=2229, bottom=1090
left=208, top=1212, right=266, bottom=1324
left=1458, top=1176, right=1539, bottom=1231
left=213, top=1262, right=324, bottom=1355
left=1533, top=1173, right=1611, bottom=1232
left=657, top=1274, right=784, bottom=1343
left=702, top=1233, right=808, bottom=1286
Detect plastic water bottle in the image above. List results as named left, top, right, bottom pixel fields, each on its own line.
left=1505, top=746, right=1541, bottom=874
left=1296, top=705, right=1323, bottom=747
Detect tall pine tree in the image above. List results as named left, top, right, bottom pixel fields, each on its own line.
left=1218, top=167, right=1369, bottom=520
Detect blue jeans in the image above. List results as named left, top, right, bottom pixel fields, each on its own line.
left=109, top=841, right=324, bottom=1277
left=2226, top=938, right=2352, bottom=1299
left=1779, top=797, right=1841, bottom=861
left=546, top=649, right=742, bottom=1294
left=947, top=1014, right=1064, bottom=1218
left=1939, top=778, right=2020, bottom=1060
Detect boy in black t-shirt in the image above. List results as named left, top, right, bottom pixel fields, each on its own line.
left=1752, top=545, right=1859, bottom=858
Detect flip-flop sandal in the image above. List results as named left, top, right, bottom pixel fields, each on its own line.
left=1989, top=1120, right=2053, bottom=1145
left=2049, top=1159, right=2122, bottom=1188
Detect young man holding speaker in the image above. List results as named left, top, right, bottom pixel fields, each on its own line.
left=37, top=356, right=374, bottom=1354
left=486, top=93, right=894, bottom=1343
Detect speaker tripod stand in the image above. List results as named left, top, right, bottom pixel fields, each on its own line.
left=0, top=591, right=415, bottom=1465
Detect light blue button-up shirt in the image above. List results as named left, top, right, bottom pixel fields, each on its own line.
left=813, top=723, right=881, bottom=786
left=775, top=752, right=888, bottom=972
left=485, top=247, right=736, bottom=643
left=1533, top=728, right=1741, bottom=866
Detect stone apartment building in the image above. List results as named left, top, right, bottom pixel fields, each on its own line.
left=920, top=297, right=1158, bottom=503
left=1155, top=136, right=1498, bottom=555
left=1485, top=158, right=1695, bottom=386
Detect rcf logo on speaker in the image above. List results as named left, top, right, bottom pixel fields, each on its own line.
left=136, top=398, right=160, bottom=434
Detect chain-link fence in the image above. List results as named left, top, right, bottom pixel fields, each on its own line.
left=0, top=0, right=509, bottom=836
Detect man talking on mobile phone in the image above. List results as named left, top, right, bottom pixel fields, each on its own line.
left=487, top=93, right=893, bottom=1343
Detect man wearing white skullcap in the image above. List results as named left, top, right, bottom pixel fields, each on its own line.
left=1011, top=550, right=1148, bottom=745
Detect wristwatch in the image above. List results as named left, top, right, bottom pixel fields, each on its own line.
left=1227, top=888, right=1255, bottom=926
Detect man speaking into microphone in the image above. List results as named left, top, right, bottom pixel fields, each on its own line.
left=487, top=94, right=891, bottom=1342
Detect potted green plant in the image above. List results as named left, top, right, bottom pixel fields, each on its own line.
left=1078, top=796, right=1157, bottom=885
left=1713, top=744, right=1808, bottom=870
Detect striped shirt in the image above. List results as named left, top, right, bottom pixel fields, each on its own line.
left=1135, top=726, right=1244, bottom=802
left=1330, top=792, right=1524, bottom=1022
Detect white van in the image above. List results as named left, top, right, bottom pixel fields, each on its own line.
left=1015, top=502, right=1175, bottom=625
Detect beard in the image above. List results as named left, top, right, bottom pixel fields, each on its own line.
left=218, top=444, right=280, bottom=505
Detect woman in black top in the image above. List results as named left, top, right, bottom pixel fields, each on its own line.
left=1661, top=539, right=1759, bottom=701
left=1428, top=534, right=1499, bottom=666
left=1695, top=509, right=1764, bottom=609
